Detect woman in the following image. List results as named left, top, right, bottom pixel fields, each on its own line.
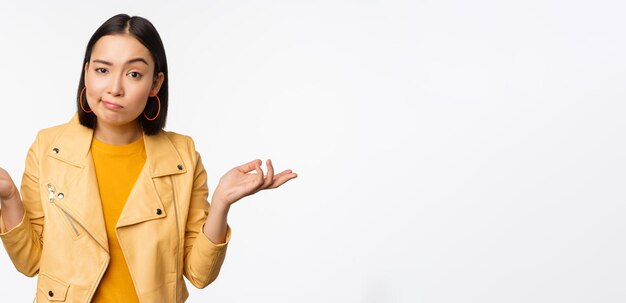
left=0, top=14, right=296, bottom=302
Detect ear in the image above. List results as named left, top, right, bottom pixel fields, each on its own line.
left=151, top=72, right=165, bottom=96
left=83, top=62, right=89, bottom=83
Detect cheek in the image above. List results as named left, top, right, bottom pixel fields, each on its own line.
left=129, top=86, right=151, bottom=102
left=85, top=75, right=107, bottom=94
left=124, top=89, right=151, bottom=112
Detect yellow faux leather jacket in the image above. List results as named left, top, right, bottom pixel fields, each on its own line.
left=0, top=114, right=231, bottom=302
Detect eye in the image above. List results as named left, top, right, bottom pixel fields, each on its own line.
left=128, top=71, right=143, bottom=79
left=95, top=68, right=108, bottom=74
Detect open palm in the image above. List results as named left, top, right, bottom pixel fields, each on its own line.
left=213, top=159, right=297, bottom=206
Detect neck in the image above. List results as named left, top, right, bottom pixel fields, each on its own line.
left=94, top=120, right=143, bottom=145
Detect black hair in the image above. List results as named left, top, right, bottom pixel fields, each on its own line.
left=76, top=13, right=168, bottom=135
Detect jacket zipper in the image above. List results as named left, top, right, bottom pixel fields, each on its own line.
left=48, top=183, right=80, bottom=237
left=47, top=184, right=110, bottom=303
left=170, top=176, right=180, bottom=302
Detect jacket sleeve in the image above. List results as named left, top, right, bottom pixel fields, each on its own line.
left=182, top=146, right=231, bottom=289
left=0, top=132, right=44, bottom=277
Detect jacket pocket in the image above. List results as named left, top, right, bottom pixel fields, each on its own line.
left=37, top=273, right=69, bottom=301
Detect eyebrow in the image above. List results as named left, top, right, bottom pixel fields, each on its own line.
left=92, top=58, right=149, bottom=66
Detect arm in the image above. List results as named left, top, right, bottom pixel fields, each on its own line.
left=183, top=141, right=297, bottom=288
left=0, top=135, right=45, bottom=277
left=182, top=152, right=231, bottom=288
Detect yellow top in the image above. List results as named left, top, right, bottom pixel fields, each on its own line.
left=91, top=135, right=146, bottom=303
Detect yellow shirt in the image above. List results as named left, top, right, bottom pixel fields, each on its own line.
left=91, top=135, right=146, bottom=303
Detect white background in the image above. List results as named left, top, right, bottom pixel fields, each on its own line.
left=1, top=1, right=625, bottom=302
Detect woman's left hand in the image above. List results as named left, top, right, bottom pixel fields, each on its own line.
left=212, top=159, right=297, bottom=207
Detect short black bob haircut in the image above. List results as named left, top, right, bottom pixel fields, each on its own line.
left=76, top=14, right=168, bottom=135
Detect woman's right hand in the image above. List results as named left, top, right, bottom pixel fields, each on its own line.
left=0, top=167, right=25, bottom=231
left=0, top=167, right=18, bottom=202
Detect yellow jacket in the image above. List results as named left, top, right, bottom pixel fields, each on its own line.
left=0, top=114, right=231, bottom=302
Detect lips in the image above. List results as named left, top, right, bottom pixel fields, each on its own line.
left=102, top=100, right=123, bottom=110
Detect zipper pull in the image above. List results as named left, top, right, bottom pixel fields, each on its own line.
left=47, top=184, right=55, bottom=203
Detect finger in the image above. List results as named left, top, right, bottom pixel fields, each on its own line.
left=236, top=159, right=262, bottom=173
left=269, top=172, right=298, bottom=189
left=272, top=169, right=293, bottom=179
left=267, top=169, right=293, bottom=187
left=262, top=159, right=274, bottom=189
left=241, top=164, right=265, bottom=196
left=245, top=164, right=265, bottom=194
left=254, top=163, right=265, bottom=187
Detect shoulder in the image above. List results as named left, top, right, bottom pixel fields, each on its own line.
left=37, top=121, right=71, bottom=140
left=155, top=130, right=203, bottom=165
left=154, top=130, right=206, bottom=175
left=30, top=117, right=77, bottom=152
left=161, top=130, right=194, bottom=146
left=39, top=113, right=82, bottom=135
left=159, top=130, right=198, bottom=151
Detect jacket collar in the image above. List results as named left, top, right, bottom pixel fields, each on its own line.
left=48, top=113, right=187, bottom=177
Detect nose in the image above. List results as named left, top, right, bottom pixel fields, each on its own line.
left=108, top=73, right=124, bottom=97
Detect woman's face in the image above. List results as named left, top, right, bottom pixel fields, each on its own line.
left=84, top=34, right=164, bottom=129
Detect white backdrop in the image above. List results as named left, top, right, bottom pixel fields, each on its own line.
left=1, top=1, right=625, bottom=302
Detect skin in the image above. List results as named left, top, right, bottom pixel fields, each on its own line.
left=84, top=34, right=163, bottom=145
left=0, top=34, right=297, bottom=245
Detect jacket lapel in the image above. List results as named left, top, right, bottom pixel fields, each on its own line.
left=116, top=131, right=187, bottom=228
left=46, top=114, right=188, bottom=251
left=47, top=114, right=108, bottom=251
